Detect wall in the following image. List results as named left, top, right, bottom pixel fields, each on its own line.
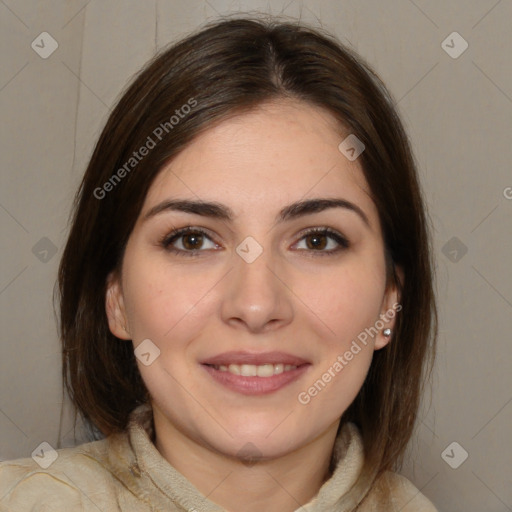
left=1, top=1, right=511, bottom=510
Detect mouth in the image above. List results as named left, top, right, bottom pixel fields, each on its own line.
left=204, top=362, right=303, bottom=377
left=199, top=351, right=311, bottom=395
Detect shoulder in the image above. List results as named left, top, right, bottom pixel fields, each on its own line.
left=360, top=470, right=438, bottom=512
left=0, top=438, right=118, bottom=511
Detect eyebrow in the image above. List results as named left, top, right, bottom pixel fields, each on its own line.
left=143, top=197, right=370, bottom=227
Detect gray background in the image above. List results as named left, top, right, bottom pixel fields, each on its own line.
left=1, top=1, right=511, bottom=511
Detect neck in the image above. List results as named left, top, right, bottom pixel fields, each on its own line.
left=152, top=406, right=340, bottom=512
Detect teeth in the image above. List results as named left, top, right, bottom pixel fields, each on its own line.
left=228, top=364, right=240, bottom=375
left=213, top=363, right=298, bottom=377
left=274, top=364, right=284, bottom=375
left=241, top=364, right=257, bottom=377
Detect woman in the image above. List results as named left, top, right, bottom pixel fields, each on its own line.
left=0, top=15, right=438, bottom=511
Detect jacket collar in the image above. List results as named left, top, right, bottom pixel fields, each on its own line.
left=107, top=403, right=370, bottom=512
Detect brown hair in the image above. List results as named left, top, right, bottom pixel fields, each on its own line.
left=58, top=14, right=436, bottom=494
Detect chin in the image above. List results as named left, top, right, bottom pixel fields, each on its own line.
left=208, top=420, right=310, bottom=458
left=213, top=435, right=301, bottom=463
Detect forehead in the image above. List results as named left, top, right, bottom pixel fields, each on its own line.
left=142, top=99, right=376, bottom=223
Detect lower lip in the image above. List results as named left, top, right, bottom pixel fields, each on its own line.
left=201, top=364, right=311, bottom=395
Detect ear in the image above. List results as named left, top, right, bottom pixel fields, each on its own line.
left=105, top=271, right=131, bottom=340
left=374, top=265, right=404, bottom=350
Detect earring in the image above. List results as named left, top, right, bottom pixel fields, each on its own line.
left=383, top=328, right=392, bottom=337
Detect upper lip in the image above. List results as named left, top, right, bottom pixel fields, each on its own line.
left=200, top=351, right=310, bottom=366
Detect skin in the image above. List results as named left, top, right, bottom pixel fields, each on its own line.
left=106, top=98, right=401, bottom=512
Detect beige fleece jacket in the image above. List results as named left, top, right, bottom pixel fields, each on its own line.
left=0, top=404, right=438, bottom=511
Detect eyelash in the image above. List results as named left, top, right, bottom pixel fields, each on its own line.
left=159, top=226, right=350, bottom=258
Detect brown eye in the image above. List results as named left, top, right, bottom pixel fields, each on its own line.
left=160, top=227, right=219, bottom=256
left=181, top=232, right=204, bottom=250
left=305, top=233, right=328, bottom=250
left=294, top=228, right=350, bottom=255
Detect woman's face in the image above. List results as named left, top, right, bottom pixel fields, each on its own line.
left=106, top=98, right=399, bottom=460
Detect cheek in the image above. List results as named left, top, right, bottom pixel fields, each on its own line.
left=295, top=257, right=387, bottom=345
left=295, top=263, right=383, bottom=416
left=121, top=253, right=218, bottom=344
left=297, top=345, right=373, bottom=426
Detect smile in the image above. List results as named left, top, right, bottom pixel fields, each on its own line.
left=208, top=363, right=298, bottom=377
left=201, top=363, right=311, bottom=395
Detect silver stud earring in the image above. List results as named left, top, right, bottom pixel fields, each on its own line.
left=383, top=328, right=392, bottom=337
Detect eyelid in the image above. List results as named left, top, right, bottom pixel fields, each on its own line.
left=291, top=226, right=350, bottom=254
left=159, top=226, right=220, bottom=256
left=159, top=225, right=350, bottom=256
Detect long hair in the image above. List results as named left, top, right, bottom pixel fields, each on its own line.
left=57, top=15, right=437, bottom=495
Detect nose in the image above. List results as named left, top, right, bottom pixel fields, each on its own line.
left=220, top=245, right=294, bottom=334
